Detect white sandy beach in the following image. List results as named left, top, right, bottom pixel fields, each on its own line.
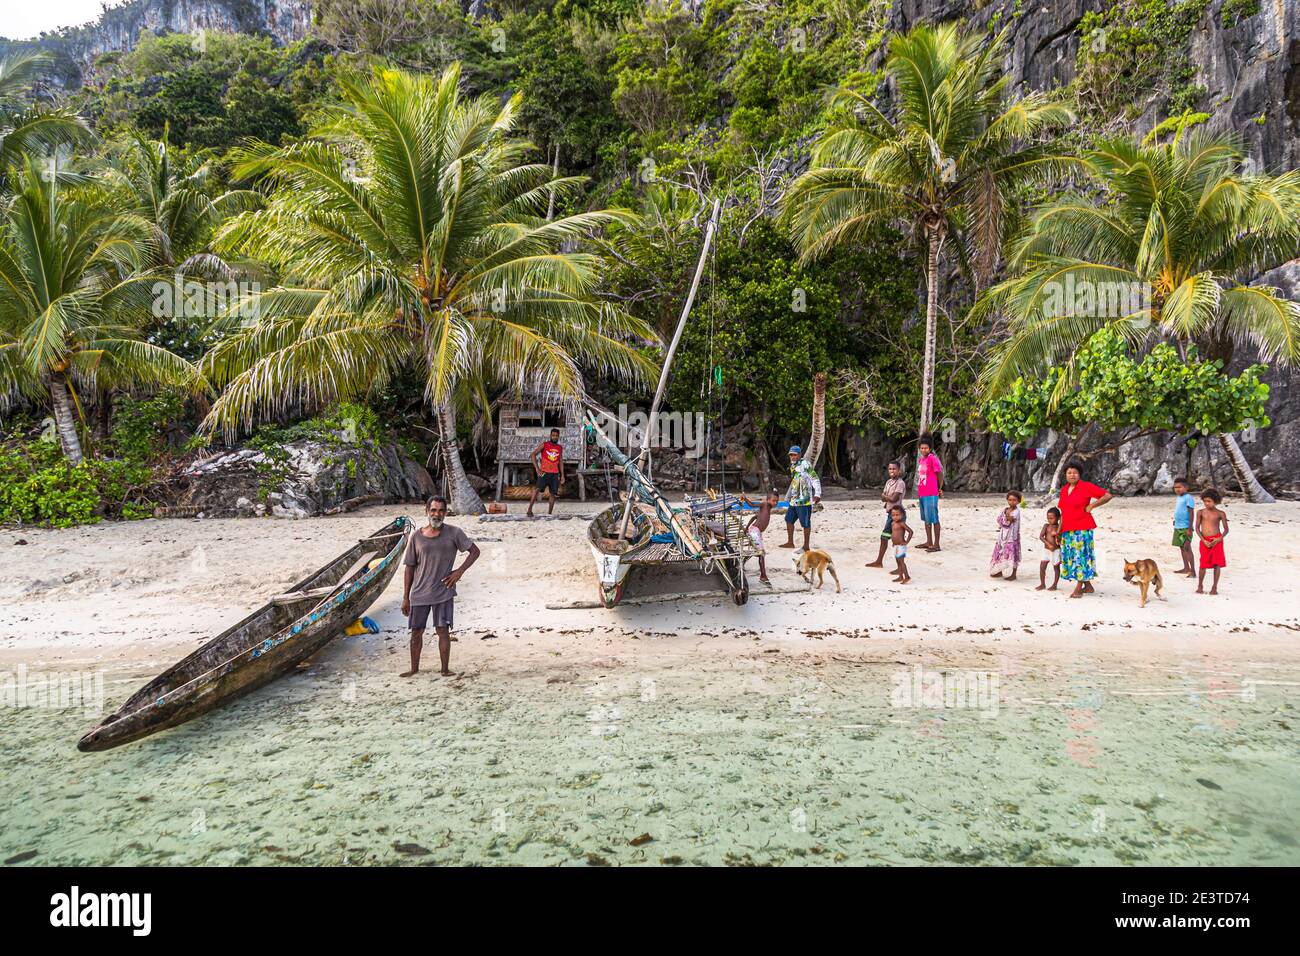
left=2, top=493, right=1298, bottom=665
left=2, top=494, right=1298, bottom=866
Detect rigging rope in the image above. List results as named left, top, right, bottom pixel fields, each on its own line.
left=712, top=203, right=728, bottom=544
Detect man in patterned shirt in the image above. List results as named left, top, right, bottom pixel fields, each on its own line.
left=779, top=445, right=821, bottom=551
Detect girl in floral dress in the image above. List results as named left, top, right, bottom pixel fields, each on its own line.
left=990, top=491, right=1023, bottom=580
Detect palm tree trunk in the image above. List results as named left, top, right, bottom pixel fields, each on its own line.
left=1046, top=423, right=1093, bottom=499
left=1216, top=432, right=1275, bottom=503
left=435, top=400, right=485, bottom=515
left=1031, top=433, right=1077, bottom=507
left=1047, top=443, right=1074, bottom=499
left=756, top=403, right=772, bottom=493
left=804, top=371, right=827, bottom=468
left=93, top=387, right=113, bottom=450
left=919, top=226, right=942, bottom=437
left=47, top=373, right=84, bottom=466
left=545, top=143, right=559, bottom=222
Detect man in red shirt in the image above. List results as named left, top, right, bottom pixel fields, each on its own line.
left=527, top=427, right=565, bottom=517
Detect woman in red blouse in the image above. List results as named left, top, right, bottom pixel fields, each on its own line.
left=1057, top=462, right=1114, bottom=598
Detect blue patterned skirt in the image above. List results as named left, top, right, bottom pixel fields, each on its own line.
left=1060, top=529, right=1097, bottom=582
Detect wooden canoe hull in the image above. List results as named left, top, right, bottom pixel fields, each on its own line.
left=587, top=503, right=653, bottom=606
left=77, top=518, right=409, bottom=752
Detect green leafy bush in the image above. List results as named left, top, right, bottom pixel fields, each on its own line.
left=0, top=393, right=196, bottom=527
left=0, top=438, right=155, bottom=528
left=981, top=328, right=1270, bottom=448
left=107, top=391, right=188, bottom=463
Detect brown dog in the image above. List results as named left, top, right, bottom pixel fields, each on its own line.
left=795, top=548, right=841, bottom=593
left=1123, top=558, right=1165, bottom=608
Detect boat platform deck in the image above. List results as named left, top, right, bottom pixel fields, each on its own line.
left=625, top=542, right=694, bottom=564
left=625, top=527, right=759, bottom=566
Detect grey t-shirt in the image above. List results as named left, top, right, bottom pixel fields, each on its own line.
left=404, top=524, right=472, bottom=605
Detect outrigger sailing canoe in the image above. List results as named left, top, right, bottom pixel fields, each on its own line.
left=78, top=517, right=409, bottom=752
left=585, top=410, right=753, bottom=607
left=583, top=198, right=755, bottom=608
left=582, top=198, right=762, bottom=607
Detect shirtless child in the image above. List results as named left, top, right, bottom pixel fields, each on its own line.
left=1037, top=506, right=1062, bottom=591
left=1195, top=488, right=1229, bottom=595
left=743, top=491, right=779, bottom=585
left=889, top=505, right=913, bottom=584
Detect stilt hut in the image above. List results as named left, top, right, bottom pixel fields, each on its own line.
left=493, top=391, right=590, bottom=501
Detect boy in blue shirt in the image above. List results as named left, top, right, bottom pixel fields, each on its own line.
left=1171, top=477, right=1197, bottom=575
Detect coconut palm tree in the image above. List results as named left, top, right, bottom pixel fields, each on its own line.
left=201, top=64, right=658, bottom=513
left=977, top=130, right=1300, bottom=502
left=105, top=127, right=260, bottom=274
left=0, top=50, right=89, bottom=192
left=0, top=157, right=199, bottom=464
left=782, top=22, right=1076, bottom=438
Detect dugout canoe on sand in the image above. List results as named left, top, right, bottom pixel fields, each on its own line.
left=77, top=517, right=410, bottom=752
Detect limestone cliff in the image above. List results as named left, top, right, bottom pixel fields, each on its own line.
left=8, top=0, right=1294, bottom=171
left=885, top=0, right=1297, bottom=174
left=1, top=0, right=312, bottom=84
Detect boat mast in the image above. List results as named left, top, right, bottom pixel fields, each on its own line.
left=618, top=197, right=722, bottom=541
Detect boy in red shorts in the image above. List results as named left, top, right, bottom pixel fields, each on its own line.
left=1195, top=488, right=1229, bottom=595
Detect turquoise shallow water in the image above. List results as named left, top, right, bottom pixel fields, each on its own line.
left=2, top=641, right=1297, bottom=866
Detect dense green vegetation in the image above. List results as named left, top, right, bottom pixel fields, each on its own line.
left=1, top=0, right=1299, bottom=524
left=983, top=328, right=1270, bottom=492
left=977, top=129, right=1300, bottom=501
left=80, top=32, right=319, bottom=150
left=783, top=22, right=1076, bottom=437
left=0, top=392, right=185, bottom=526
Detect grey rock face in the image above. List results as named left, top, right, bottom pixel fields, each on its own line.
left=180, top=438, right=435, bottom=518
left=867, top=2, right=1300, bottom=499
left=4, top=0, right=312, bottom=84
left=886, top=0, right=1297, bottom=178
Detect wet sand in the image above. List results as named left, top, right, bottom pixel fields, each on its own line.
left=2, top=495, right=1298, bottom=865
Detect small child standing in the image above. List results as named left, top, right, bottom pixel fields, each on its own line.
left=867, top=460, right=907, bottom=568
left=1037, top=506, right=1062, bottom=591
left=989, top=491, right=1023, bottom=581
left=889, top=505, right=913, bottom=584
left=744, top=490, right=780, bottom=586
left=1196, top=488, right=1229, bottom=595
left=1171, top=477, right=1197, bottom=575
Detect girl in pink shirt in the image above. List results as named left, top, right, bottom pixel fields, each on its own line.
left=915, top=436, right=944, bottom=551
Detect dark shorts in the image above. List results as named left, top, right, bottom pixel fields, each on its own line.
left=1172, top=528, right=1192, bottom=548
left=784, top=504, right=812, bottom=529
left=881, top=508, right=906, bottom=539
left=536, top=472, right=560, bottom=494
left=409, top=599, right=454, bottom=631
